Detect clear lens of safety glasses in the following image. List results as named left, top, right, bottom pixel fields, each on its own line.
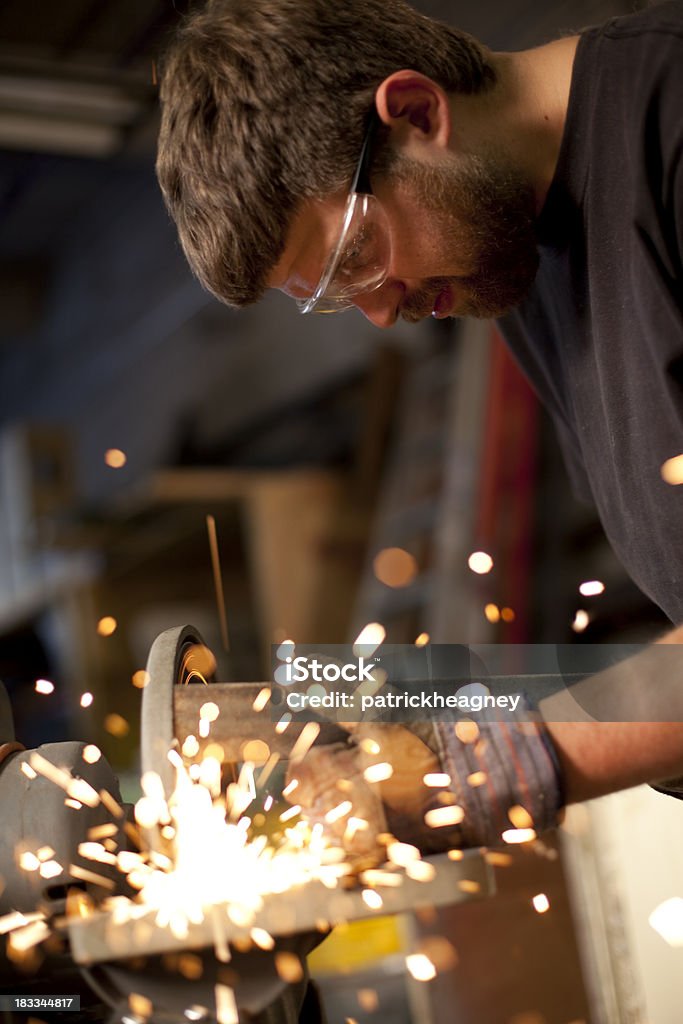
left=298, top=193, right=391, bottom=314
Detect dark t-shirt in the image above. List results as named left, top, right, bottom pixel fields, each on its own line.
left=497, top=1, right=683, bottom=623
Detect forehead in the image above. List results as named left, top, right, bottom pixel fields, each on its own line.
left=268, top=192, right=348, bottom=294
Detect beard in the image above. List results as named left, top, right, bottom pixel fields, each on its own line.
left=382, top=148, right=540, bottom=321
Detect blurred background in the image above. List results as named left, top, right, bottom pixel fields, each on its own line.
left=0, top=2, right=681, bottom=1023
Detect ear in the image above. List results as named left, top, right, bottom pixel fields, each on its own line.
left=374, top=70, right=452, bottom=151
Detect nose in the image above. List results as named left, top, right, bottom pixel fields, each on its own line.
left=352, top=282, right=403, bottom=328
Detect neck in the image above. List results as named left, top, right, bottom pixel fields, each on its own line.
left=449, top=35, right=579, bottom=214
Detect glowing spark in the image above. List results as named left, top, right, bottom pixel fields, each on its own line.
left=215, top=984, right=238, bottom=1024
left=405, top=859, right=436, bottom=882
left=501, top=607, right=516, bottom=623
left=485, top=851, right=513, bottom=867
left=282, top=779, right=299, bottom=798
left=104, top=713, right=129, bottom=738
left=572, top=609, right=590, bottom=633
left=363, top=762, right=393, bottom=784
left=362, top=889, right=383, bottom=910
left=458, top=879, right=481, bottom=894
left=203, top=519, right=231, bottom=657
left=468, top=551, right=493, bottom=575
left=80, top=691, right=94, bottom=708
left=35, top=678, right=54, bottom=695
left=484, top=603, right=500, bottom=623
left=502, top=828, right=537, bottom=844
left=264, top=795, right=274, bottom=811
left=532, top=893, right=550, bottom=914
left=129, top=994, right=153, bottom=1019
left=199, top=701, right=219, bottom=722
left=579, top=579, right=605, bottom=597
left=447, top=849, right=464, bottom=861
left=649, top=897, right=683, bottom=946
left=467, top=771, right=487, bottom=787
left=39, top=860, right=62, bottom=879
left=88, top=823, right=118, bottom=841
left=78, top=842, right=117, bottom=866
left=99, top=788, right=125, bottom=818
left=406, top=953, right=436, bottom=982
left=372, top=547, right=418, bottom=588
left=19, top=852, right=40, bottom=872
left=360, top=870, right=403, bottom=888
left=135, top=796, right=162, bottom=829
left=21, top=762, right=37, bottom=780
left=508, top=805, right=534, bottom=829
left=97, top=616, right=117, bottom=637
left=67, top=778, right=100, bottom=807
left=251, top=927, right=275, bottom=950
left=357, top=990, right=379, bottom=1012
left=104, top=448, right=127, bottom=468
left=454, top=719, right=479, bottom=744
left=199, top=719, right=210, bottom=738
left=252, top=687, right=271, bottom=711
left=275, top=952, right=303, bottom=983
left=199, top=758, right=222, bottom=797
left=279, top=805, right=301, bottom=823
left=256, top=752, right=280, bottom=789
left=387, top=842, right=420, bottom=866
left=178, top=954, right=203, bottom=980
left=360, top=738, right=381, bottom=755
left=8, top=919, right=50, bottom=952
left=353, top=622, right=385, bottom=657
left=0, top=911, right=43, bottom=936
left=182, top=735, right=200, bottom=758
left=661, top=454, right=683, bottom=484
left=424, top=805, right=465, bottom=828
left=275, top=714, right=292, bottom=734
left=69, top=864, right=115, bottom=889
left=324, top=801, right=352, bottom=824
left=132, top=670, right=150, bottom=689
left=289, top=722, right=320, bottom=763
left=415, top=632, right=430, bottom=647
left=37, top=846, right=55, bottom=861
left=423, top=772, right=451, bottom=787
left=276, top=639, right=295, bottom=660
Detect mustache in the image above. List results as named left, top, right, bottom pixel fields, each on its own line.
left=400, top=277, right=453, bottom=323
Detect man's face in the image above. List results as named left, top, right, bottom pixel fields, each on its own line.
left=269, top=146, right=540, bottom=327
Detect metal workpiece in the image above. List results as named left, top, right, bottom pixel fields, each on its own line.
left=67, top=849, right=492, bottom=966
left=141, top=625, right=348, bottom=788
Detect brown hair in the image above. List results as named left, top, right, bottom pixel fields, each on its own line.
left=156, top=0, right=496, bottom=307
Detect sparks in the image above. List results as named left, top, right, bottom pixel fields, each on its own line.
left=406, top=953, right=436, bottom=982
left=502, top=828, right=537, bottom=844
left=532, top=893, right=550, bottom=914
left=579, top=579, right=605, bottom=597
left=424, top=805, right=465, bottom=828
left=363, top=762, right=393, bottom=784
left=353, top=622, right=385, bottom=657
left=423, top=773, right=451, bottom=787
left=468, top=551, right=493, bottom=575
left=104, top=448, right=127, bottom=469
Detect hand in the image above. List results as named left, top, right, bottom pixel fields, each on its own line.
left=285, top=724, right=444, bottom=862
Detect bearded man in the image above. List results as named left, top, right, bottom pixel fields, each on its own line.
left=156, top=2, right=683, bottom=842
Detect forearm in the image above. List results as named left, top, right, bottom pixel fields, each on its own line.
left=545, top=720, right=683, bottom=804
left=542, top=624, right=683, bottom=804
